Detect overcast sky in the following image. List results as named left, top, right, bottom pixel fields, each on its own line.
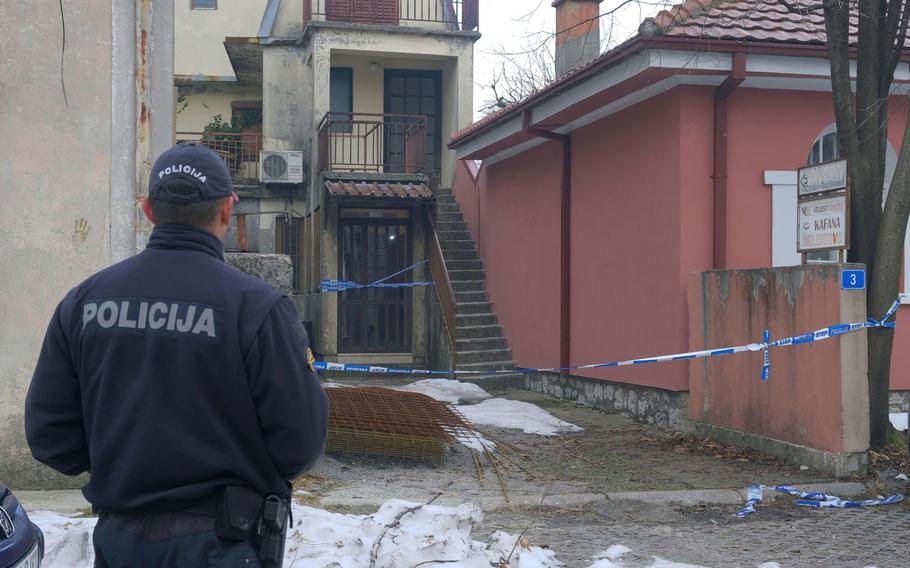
left=472, top=0, right=674, bottom=118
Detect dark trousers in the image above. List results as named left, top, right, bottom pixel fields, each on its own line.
left=93, top=511, right=262, bottom=567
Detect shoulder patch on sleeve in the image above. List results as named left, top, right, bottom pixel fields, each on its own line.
left=307, top=347, right=316, bottom=373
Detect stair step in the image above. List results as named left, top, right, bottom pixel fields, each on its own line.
left=438, top=230, right=472, bottom=242
left=448, top=269, right=485, bottom=281
left=456, top=336, right=508, bottom=351
left=437, top=202, right=460, bottom=210
left=451, top=279, right=485, bottom=292
left=437, top=213, right=465, bottom=224
left=457, top=301, right=492, bottom=314
left=455, top=290, right=486, bottom=303
left=456, top=312, right=497, bottom=326
left=437, top=221, right=467, bottom=231
left=456, top=348, right=513, bottom=364
left=441, top=250, right=477, bottom=261
left=446, top=259, right=483, bottom=271
left=456, top=359, right=517, bottom=371
left=440, top=239, right=476, bottom=251
left=455, top=324, right=504, bottom=339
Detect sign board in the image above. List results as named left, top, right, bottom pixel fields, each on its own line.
left=798, top=159, right=847, bottom=197
left=797, top=193, right=848, bottom=252
left=841, top=269, right=865, bottom=290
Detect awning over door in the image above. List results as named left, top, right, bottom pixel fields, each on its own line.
left=325, top=180, right=435, bottom=201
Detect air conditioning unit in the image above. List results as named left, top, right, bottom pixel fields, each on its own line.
left=259, top=150, right=304, bottom=184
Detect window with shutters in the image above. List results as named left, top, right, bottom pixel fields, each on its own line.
left=326, top=0, right=398, bottom=26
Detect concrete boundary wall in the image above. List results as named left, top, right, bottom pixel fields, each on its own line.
left=686, top=265, right=869, bottom=476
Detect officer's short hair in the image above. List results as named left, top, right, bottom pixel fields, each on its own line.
left=149, top=179, right=224, bottom=227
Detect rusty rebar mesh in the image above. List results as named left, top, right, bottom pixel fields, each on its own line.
left=325, top=386, right=538, bottom=502
left=325, top=387, right=477, bottom=463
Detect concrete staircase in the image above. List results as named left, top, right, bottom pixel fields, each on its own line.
left=434, top=188, right=522, bottom=387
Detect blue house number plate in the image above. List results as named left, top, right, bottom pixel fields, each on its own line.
left=842, top=269, right=866, bottom=290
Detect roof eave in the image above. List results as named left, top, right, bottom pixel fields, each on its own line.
left=449, top=35, right=861, bottom=152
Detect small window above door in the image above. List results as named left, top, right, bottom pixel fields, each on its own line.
left=191, top=0, right=217, bottom=9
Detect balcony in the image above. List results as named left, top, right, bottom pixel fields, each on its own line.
left=318, top=112, right=427, bottom=176
left=175, top=131, right=262, bottom=183
left=304, top=0, right=479, bottom=31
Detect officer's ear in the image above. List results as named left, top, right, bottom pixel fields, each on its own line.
left=141, top=197, right=157, bottom=225
left=219, top=195, right=234, bottom=228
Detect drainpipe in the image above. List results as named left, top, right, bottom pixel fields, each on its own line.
left=713, top=52, right=746, bottom=269
left=522, top=111, right=572, bottom=375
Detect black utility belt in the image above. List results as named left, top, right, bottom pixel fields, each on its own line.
left=216, top=486, right=290, bottom=566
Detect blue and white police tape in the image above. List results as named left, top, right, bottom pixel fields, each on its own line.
left=734, top=484, right=904, bottom=518
left=320, top=260, right=432, bottom=293
left=314, top=295, right=905, bottom=376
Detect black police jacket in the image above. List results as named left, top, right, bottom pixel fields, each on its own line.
left=25, top=224, right=329, bottom=514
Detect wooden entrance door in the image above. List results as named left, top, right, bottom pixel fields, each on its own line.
left=337, top=210, right=412, bottom=353
left=384, top=69, right=442, bottom=175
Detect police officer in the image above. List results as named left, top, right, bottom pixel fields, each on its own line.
left=25, top=143, right=329, bottom=567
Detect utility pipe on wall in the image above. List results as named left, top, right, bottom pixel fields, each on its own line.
left=522, top=111, right=572, bottom=374
left=713, top=52, right=746, bottom=269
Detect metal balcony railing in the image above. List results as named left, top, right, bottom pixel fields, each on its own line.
left=175, top=132, right=262, bottom=182
left=304, top=0, right=478, bottom=31
left=317, top=112, right=427, bottom=175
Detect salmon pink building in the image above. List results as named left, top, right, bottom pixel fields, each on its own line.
left=448, top=0, right=910, bottom=422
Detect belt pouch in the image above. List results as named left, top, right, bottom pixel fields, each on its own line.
left=216, top=486, right=263, bottom=541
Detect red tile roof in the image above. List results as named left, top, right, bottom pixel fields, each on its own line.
left=451, top=0, right=897, bottom=147
left=643, top=0, right=827, bottom=44
left=325, top=180, right=435, bottom=200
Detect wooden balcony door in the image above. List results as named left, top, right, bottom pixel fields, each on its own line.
left=337, top=210, right=413, bottom=353
left=384, top=69, right=442, bottom=175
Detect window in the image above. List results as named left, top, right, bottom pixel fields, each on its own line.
left=329, top=68, right=353, bottom=133
left=191, top=0, right=217, bottom=9
left=231, top=104, right=262, bottom=130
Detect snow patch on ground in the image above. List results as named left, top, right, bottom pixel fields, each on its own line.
left=456, top=398, right=583, bottom=435
left=395, top=379, right=493, bottom=404
left=452, top=428, right=498, bottom=452
left=30, top=507, right=798, bottom=568
left=890, top=412, right=908, bottom=431
left=33, top=500, right=563, bottom=568
left=28, top=511, right=98, bottom=567
left=590, top=544, right=633, bottom=567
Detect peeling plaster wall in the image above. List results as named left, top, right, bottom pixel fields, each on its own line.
left=0, top=1, right=114, bottom=489
left=272, top=0, right=305, bottom=36
left=263, top=45, right=310, bottom=153
left=0, top=1, right=173, bottom=489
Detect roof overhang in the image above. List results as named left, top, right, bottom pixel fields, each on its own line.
left=450, top=36, right=910, bottom=162
left=326, top=180, right=436, bottom=201
left=224, top=37, right=263, bottom=86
